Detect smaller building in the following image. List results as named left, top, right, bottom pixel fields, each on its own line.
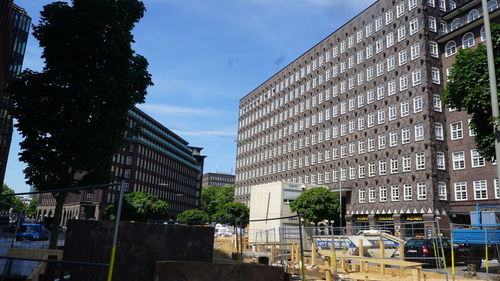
left=248, top=181, right=325, bottom=243
left=202, top=172, right=235, bottom=187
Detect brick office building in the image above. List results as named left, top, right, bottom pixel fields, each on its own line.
left=437, top=0, right=500, bottom=224
left=235, top=0, right=500, bottom=237
left=36, top=107, right=206, bottom=224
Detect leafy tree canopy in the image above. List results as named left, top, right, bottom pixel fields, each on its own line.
left=201, top=185, right=234, bottom=217
left=290, top=187, right=340, bottom=225
left=177, top=209, right=209, bottom=225
left=213, top=202, right=249, bottom=225
left=25, top=198, right=38, bottom=217
left=442, top=24, right=500, bottom=160
left=7, top=0, right=152, bottom=248
left=0, top=184, right=24, bottom=212
left=103, top=192, right=169, bottom=222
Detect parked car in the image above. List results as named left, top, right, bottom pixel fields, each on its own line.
left=404, top=238, right=465, bottom=268
left=15, top=224, right=48, bottom=241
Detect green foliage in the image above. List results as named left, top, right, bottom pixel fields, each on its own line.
left=0, top=184, right=24, bottom=212
left=213, top=202, right=249, bottom=225
left=201, top=185, right=234, bottom=217
left=7, top=0, right=152, bottom=248
left=290, top=187, right=340, bottom=224
left=177, top=209, right=209, bottom=225
left=442, top=24, right=500, bottom=161
left=25, top=198, right=38, bottom=217
left=103, top=192, right=169, bottom=222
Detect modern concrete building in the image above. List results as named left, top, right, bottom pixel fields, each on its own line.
left=0, top=2, right=30, bottom=187
left=202, top=172, right=235, bottom=187
left=236, top=0, right=499, bottom=237
left=36, top=107, right=206, bottom=223
left=437, top=0, right=500, bottom=224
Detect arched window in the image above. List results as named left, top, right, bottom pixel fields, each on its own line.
left=445, top=41, right=457, bottom=57
left=481, top=26, right=487, bottom=42
left=449, top=1, right=457, bottom=10
left=488, top=0, right=498, bottom=11
left=462, top=32, right=475, bottom=48
left=451, top=18, right=462, bottom=30
left=467, top=9, right=480, bottom=22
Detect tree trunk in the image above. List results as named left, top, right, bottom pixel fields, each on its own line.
left=49, top=192, right=67, bottom=249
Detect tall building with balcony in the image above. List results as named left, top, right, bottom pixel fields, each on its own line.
left=36, top=107, right=206, bottom=224
left=235, top=0, right=499, bottom=237
left=0, top=2, right=31, bottom=187
left=437, top=0, right=500, bottom=224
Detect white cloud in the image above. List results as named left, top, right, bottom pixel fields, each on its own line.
left=137, top=103, right=221, bottom=117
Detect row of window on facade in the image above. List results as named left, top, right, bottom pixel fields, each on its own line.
left=239, top=0, right=434, bottom=117
left=238, top=38, right=439, bottom=133
left=238, top=96, right=445, bottom=168
left=447, top=1, right=498, bottom=33
left=238, top=86, right=443, bottom=156
left=358, top=178, right=500, bottom=204
left=445, top=26, right=491, bottom=57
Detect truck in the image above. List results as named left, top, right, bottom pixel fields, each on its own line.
left=452, top=205, right=500, bottom=269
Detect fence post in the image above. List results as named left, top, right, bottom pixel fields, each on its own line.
left=435, top=218, right=448, bottom=281
left=450, top=222, right=455, bottom=276
left=107, top=181, right=125, bottom=281
left=484, top=225, right=489, bottom=274
left=297, top=213, right=306, bottom=281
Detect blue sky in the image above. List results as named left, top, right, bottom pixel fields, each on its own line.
left=6, top=0, right=375, bottom=193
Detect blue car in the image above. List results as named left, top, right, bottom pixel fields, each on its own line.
left=15, top=224, right=48, bottom=241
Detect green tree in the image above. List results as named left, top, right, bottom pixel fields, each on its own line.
left=201, top=185, right=234, bottom=217
left=177, top=209, right=209, bottom=225
left=7, top=0, right=152, bottom=248
left=103, top=192, right=169, bottom=222
left=290, top=187, right=340, bottom=226
left=0, top=184, right=24, bottom=212
left=442, top=24, right=500, bottom=161
left=25, top=198, right=38, bottom=217
left=213, top=202, right=249, bottom=225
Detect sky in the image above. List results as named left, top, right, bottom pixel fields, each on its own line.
left=5, top=0, right=376, bottom=193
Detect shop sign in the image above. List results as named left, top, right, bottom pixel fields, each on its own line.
left=377, top=216, right=393, bottom=221
left=405, top=216, right=423, bottom=221
left=354, top=216, right=369, bottom=221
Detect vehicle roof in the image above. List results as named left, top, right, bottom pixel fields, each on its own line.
left=21, top=223, right=42, bottom=226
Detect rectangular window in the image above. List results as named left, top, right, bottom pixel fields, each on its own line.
left=386, top=10, right=394, bottom=25
left=369, top=187, right=376, bottom=203
left=368, top=137, right=375, bottom=152
left=416, top=153, right=425, bottom=170
left=391, top=185, right=399, bottom=201
left=403, top=155, right=411, bottom=172
left=397, top=2, right=405, bottom=18
left=401, top=101, right=409, bottom=116
left=386, top=32, right=395, bottom=48
left=430, top=41, right=439, bottom=57
left=398, top=26, right=406, bottom=41
left=414, top=96, right=423, bottom=113
left=367, top=90, right=375, bottom=104
left=415, top=123, right=424, bottom=141
left=378, top=134, right=386, bottom=150
left=471, top=149, right=485, bottom=167
left=400, top=74, right=408, bottom=91
left=438, top=182, right=447, bottom=200
left=375, top=17, right=383, bottom=31
left=366, top=24, right=373, bottom=36
left=433, top=95, right=442, bottom=112
left=368, top=162, right=376, bottom=177
left=409, top=0, right=417, bottom=10
left=411, top=43, right=420, bottom=60
left=402, top=128, right=410, bottom=144
left=452, top=151, right=465, bottom=170
left=451, top=121, right=463, bottom=140
left=437, top=152, right=446, bottom=170
left=473, top=180, right=488, bottom=200
left=376, top=39, right=384, bottom=53
left=410, top=18, right=419, bottom=34
left=412, top=68, right=422, bottom=86
left=431, top=67, right=441, bottom=84
left=390, top=158, right=399, bottom=174
left=417, top=182, right=427, bottom=200
left=455, top=182, right=467, bottom=201
left=389, top=106, right=397, bottom=121
left=435, top=122, right=444, bottom=140
left=387, top=56, right=396, bottom=71
left=428, top=16, right=437, bottom=32
left=380, top=186, right=387, bottom=202
left=404, top=184, right=412, bottom=201
left=378, top=109, right=386, bottom=124
left=379, top=160, right=387, bottom=175
left=359, top=188, right=366, bottom=203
